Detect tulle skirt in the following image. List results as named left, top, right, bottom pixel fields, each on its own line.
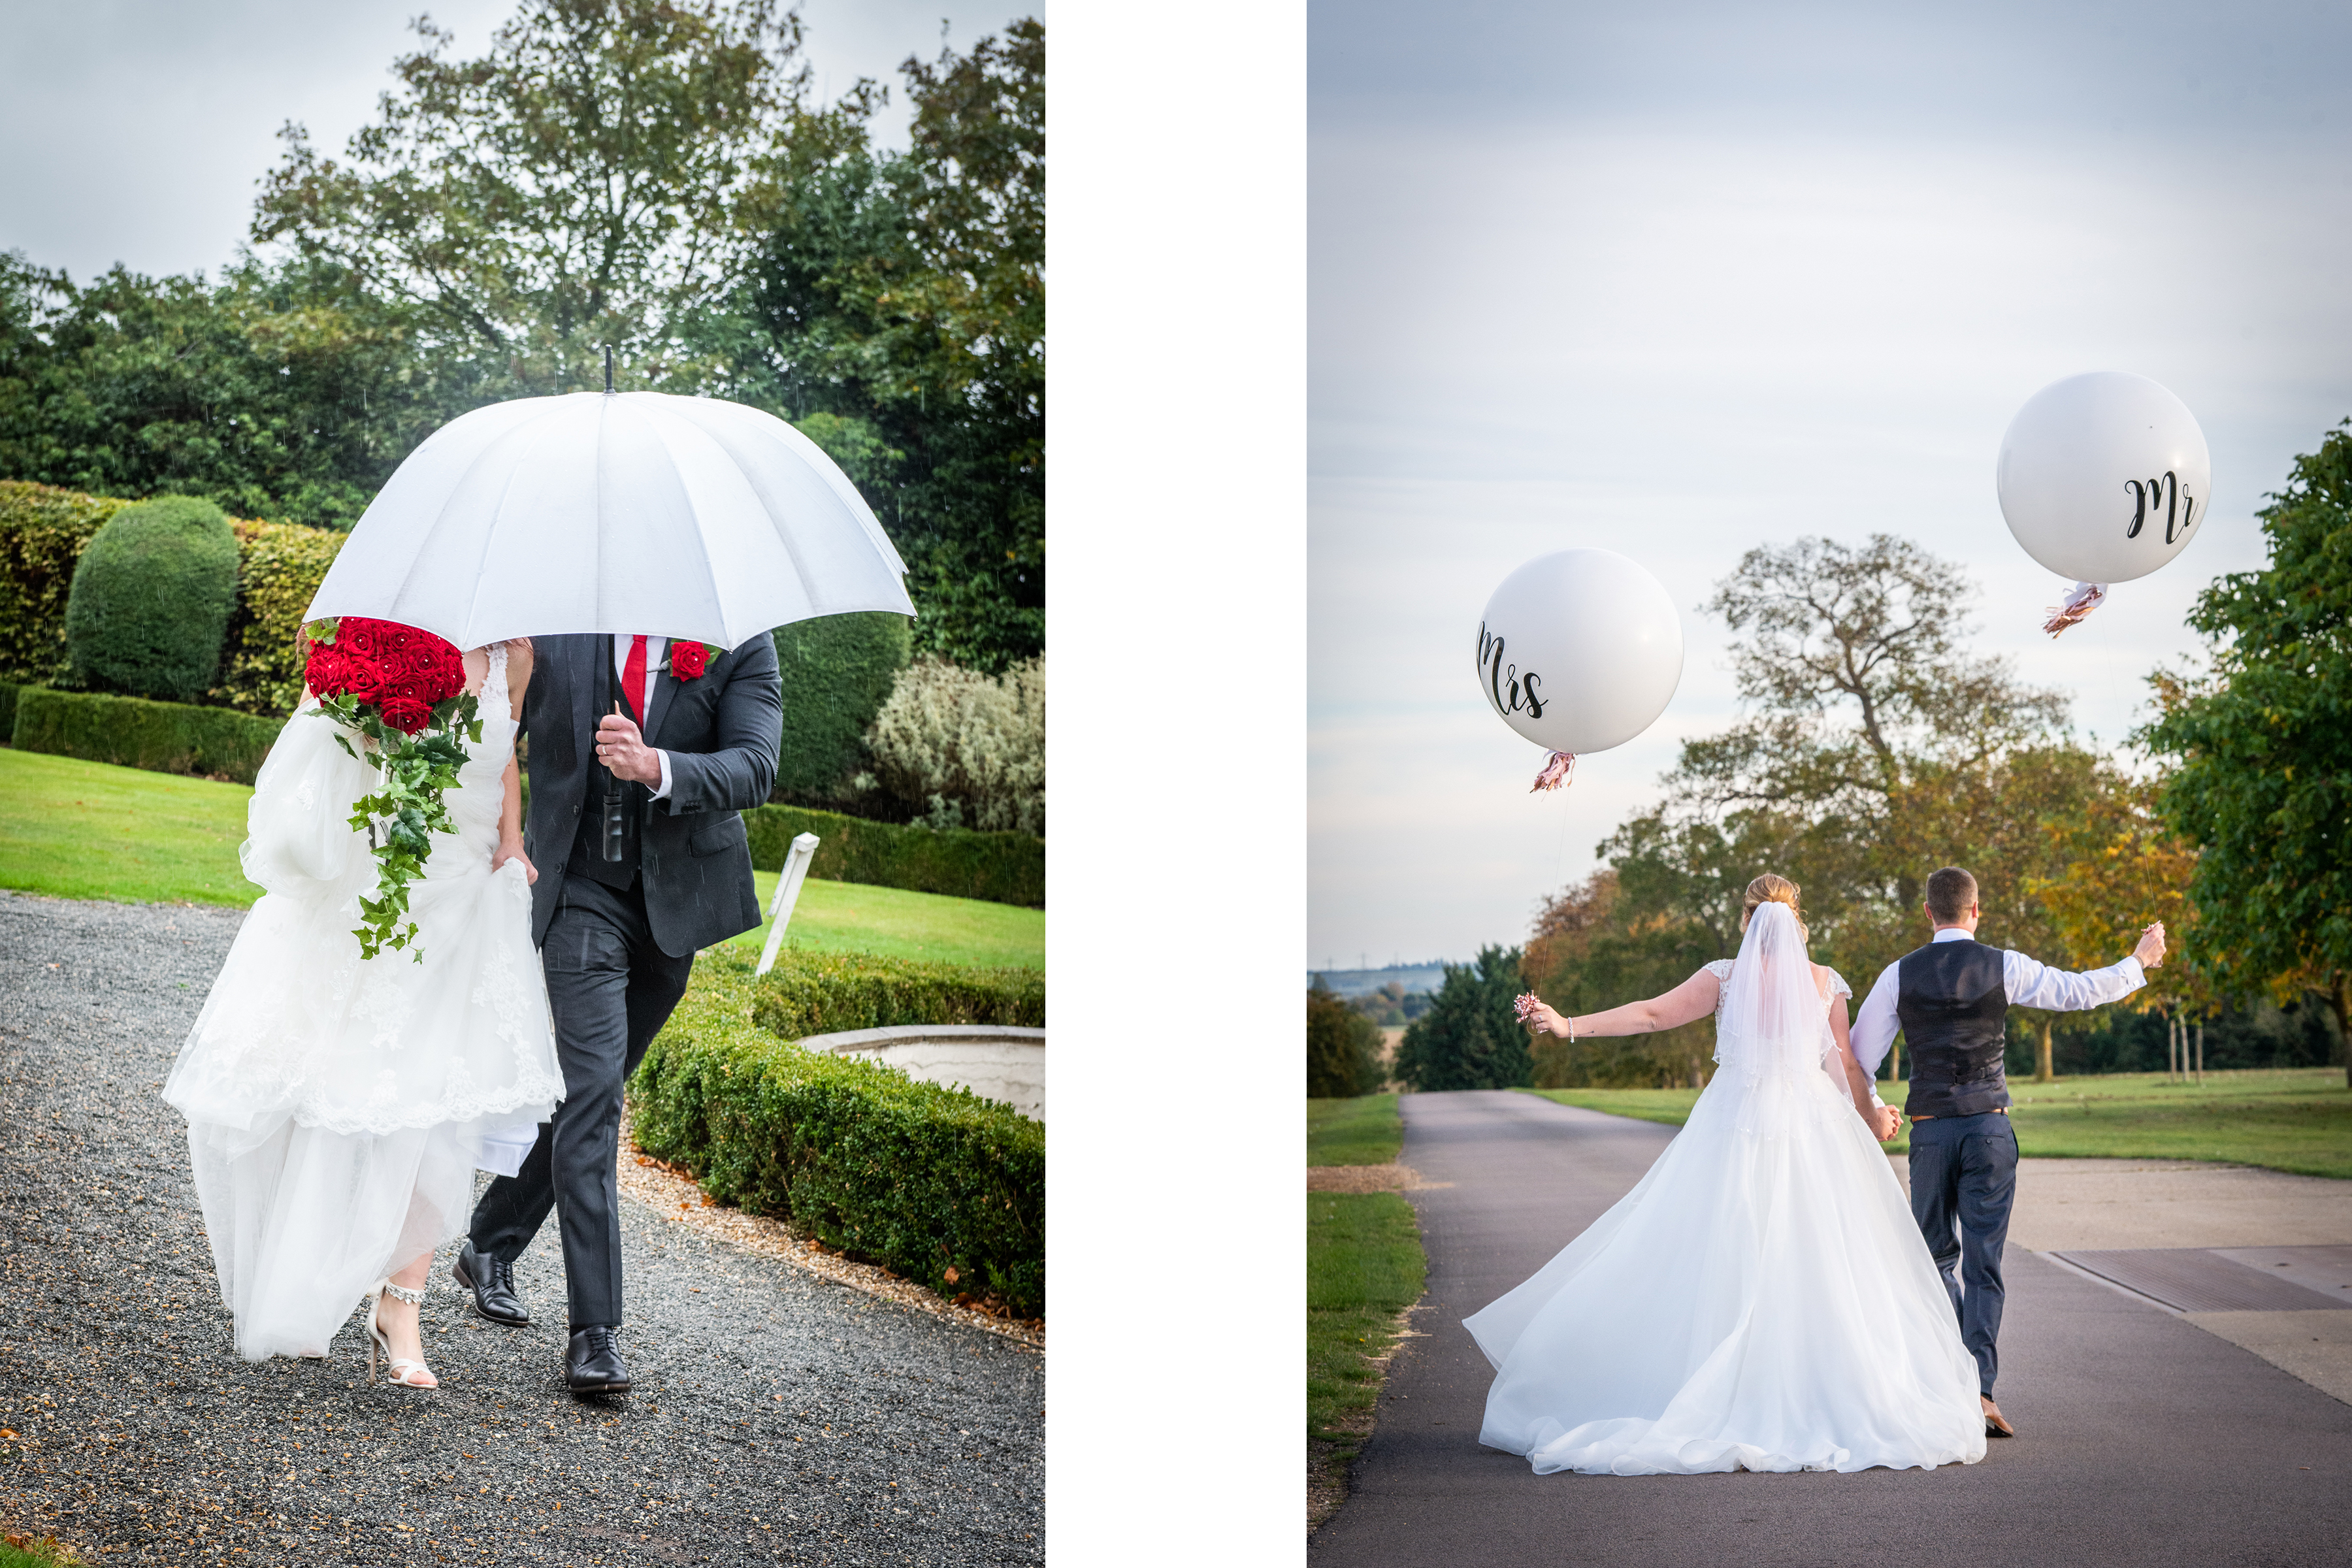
left=164, top=709, right=563, bottom=1361
left=1464, top=1068, right=1986, bottom=1475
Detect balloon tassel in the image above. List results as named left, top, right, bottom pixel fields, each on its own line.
left=2042, top=581, right=2107, bottom=637
left=1531, top=751, right=1576, bottom=792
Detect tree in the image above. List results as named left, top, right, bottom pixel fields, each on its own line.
left=253, top=0, right=840, bottom=393
left=2142, top=422, right=2352, bottom=1086
left=1307, top=979, right=1386, bottom=1099
left=1523, top=869, right=1721, bottom=1088
left=0, top=252, right=468, bottom=527
left=1597, top=538, right=2078, bottom=1036
left=714, top=21, right=1043, bottom=670
left=1687, top=534, right=2067, bottom=819
left=1393, top=947, right=1530, bottom=1092
left=2033, top=774, right=2215, bottom=1082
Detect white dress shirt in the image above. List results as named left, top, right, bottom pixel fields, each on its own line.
left=1850, top=926, right=2145, bottom=1098
left=611, top=634, right=674, bottom=800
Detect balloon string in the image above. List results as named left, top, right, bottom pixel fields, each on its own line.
left=2042, top=581, right=2107, bottom=637
left=1530, top=751, right=1576, bottom=792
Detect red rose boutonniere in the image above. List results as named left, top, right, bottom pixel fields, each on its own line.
left=667, top=641, right=718, bottom=680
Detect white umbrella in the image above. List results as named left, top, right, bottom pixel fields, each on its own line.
left=303, top=390, right=914, bottom=649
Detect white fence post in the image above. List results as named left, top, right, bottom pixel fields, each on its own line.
left=755, top=832, right=821, bottom=978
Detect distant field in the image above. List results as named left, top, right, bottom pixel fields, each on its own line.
left=1526, top=1067, right=2352, bottom=1180
left=1, top=749, right=1044, bottom=972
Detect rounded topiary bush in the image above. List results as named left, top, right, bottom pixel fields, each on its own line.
left=64, top=495, right=240, bottom=702
left=771, top=611, right=913, bottom=801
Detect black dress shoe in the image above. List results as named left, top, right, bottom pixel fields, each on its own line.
left=453, top=1241, right=529, bottom=1327
left=567, top=1325, right=632, bottom=1397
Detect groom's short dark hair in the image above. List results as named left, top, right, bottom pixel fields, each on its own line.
left=1925, top=866, right=1978, bottom=924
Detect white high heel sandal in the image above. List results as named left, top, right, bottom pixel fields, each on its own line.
left=365, top=1280, right=438, bottom=1388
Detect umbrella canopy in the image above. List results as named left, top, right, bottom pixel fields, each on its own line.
left=304, top=391, right=914, bottom=651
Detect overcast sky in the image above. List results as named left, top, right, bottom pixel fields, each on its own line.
left=0, top=0, right=1028, bottom=284
left=1310, top=0, right=2352, bottom=972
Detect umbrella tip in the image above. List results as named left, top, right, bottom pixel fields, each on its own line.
left=604, top=345, right=614, bottom=395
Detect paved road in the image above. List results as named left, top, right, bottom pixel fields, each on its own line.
left=1310, top=1090, right=2352, bottom=1568
left=0, top=890, right=1042, bottom=1565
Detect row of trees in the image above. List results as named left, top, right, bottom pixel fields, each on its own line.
left=0, top=0, right=1041, bottom=672
left=1370, top=421, right=2352, bottom=1096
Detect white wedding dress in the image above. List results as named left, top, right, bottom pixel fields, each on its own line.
left=165, top=644, right=564, bottom=1362
left=1465, top=902, right=1986, bottom=1475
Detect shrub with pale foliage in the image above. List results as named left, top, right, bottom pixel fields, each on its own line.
left=864, top=657, right=1045, bottom=836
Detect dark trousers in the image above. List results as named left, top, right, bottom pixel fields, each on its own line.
left=469, top=875, right=693, bottom=1328
left=1907, top=1110, right=2018, bottom=1397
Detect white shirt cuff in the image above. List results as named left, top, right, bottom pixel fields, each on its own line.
left=650, top=749, right=673, bottom=801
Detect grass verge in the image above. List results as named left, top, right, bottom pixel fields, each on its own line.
left=1525, top=1067, right=2352, bottom=1179
left=1307, top=1190, right=1426, bottom=1527
left=1307, top=1092, right=1402, bottom=1166
left=1305, top=1092, right=1423, bottom=1530
left=730, top=867, right=1045, bottom=970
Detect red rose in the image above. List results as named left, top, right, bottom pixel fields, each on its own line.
left=378, top=695, right=433, bottom=734
left=304, top=641, right=349, bottom=696
left=338, top=619, right=384, bottom=662
left=670, top=641, right=709, bottom=679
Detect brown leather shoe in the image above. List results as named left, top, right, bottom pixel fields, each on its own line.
left=1982, top=1397, right=2015, bottom=1437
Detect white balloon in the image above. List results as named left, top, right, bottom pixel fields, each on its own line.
left=1997, top=372, right=2211, bottom=586
left=1476, top=549, right=1683, bottom=757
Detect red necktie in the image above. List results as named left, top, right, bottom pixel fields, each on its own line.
left=623, top=634, right=649, bottom=721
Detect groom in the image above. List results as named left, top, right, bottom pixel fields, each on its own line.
left=1850, top=866, right=2164, bottom=1439
left=455, top=632, right=781, bottom=1395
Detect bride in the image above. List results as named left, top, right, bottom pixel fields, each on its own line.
left=164, top=638, right=564, bottom=1386
left=1472, top=875, right=1985, bottom=1475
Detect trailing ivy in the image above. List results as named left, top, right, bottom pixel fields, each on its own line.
left=312, top=687, right=483, bottom=961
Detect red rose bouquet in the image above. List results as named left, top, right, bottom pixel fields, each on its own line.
left=302, top=617, right=483, bottom=961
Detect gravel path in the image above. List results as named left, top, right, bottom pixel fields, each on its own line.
left=0, top=890, right=1043, bottom=1566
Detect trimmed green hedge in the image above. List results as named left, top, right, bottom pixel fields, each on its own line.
left=748, top=947, right=1045, bottom=1041
left=746, top=803, right=1043, bottom=908
left=0, top=481, right=127, bottom=684
left=0, top=480, right=345, bottom=714
left=12, top=685, right=284, bottom=783
left=772, top=610, right=911, bottom=798
left=0, top=679, right=16, bottom=741
left=66, top=496, right=242, bottom=701
left=629, top=949, right=1044, bottom=1316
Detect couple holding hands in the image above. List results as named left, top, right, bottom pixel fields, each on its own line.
left=1481, top=868, right=2163, bottom=1475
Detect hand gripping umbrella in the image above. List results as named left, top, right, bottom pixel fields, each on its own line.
left=304, top=388, right=915, bottom=649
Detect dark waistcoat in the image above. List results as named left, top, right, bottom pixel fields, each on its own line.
left=565, top=656, right=642, bottom=892
left=1897, top=939, right=2010, bottom=1118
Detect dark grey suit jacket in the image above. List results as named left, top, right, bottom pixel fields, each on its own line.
left=518, top=632, right=783, bottom=957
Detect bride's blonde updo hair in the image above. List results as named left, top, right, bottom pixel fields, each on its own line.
left=1740, top=874, right=1809, bottom=941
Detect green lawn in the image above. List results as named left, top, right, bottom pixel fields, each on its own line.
left=1307, top=1092, right=1403, bottom=1166
left=0, top=749, right=1044, bottom=972
left=1307, top=1190, right=1426, bottom=1451
left=0, top=747, right=257, bottom=906
left=728, top=867, right=1043, bottom=970
left=1526, top=1066, right=2352, bottom=1179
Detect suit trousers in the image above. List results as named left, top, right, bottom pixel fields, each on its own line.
left=468, top=875, right=693, bottom=1327
left=1907, top=1109, right=2018, bottom=1397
